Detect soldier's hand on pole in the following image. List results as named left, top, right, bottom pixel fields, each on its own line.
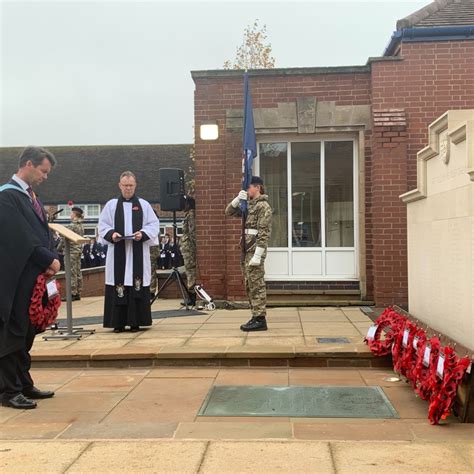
left=232, top=190, right=248, bottom=208
left=249, top=246, right=264, bottom=266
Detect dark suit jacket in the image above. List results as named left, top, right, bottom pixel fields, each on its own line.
left=9, top=179, right=57, bottom=267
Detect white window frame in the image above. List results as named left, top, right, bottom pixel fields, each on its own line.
left=255, top=135, right=359, bottom=281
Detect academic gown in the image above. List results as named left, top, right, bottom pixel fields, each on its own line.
left=98, top=197, right=159, bottom=328
left=0, top=184, right=57, bottom=357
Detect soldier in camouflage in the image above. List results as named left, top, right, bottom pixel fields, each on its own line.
left=149, top=210, right=160, bottom=295
left=149, top=243, right=160, bottom=295
left=180, top=196, right=197, bottom=306
left=59, top=207, right=84, bottom=301
left=225, top=176, right=272, bottom=331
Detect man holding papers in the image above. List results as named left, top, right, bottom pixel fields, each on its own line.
left=98, top=171, right=160, bottom=332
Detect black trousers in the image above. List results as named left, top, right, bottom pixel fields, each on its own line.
left=0, top=323, right=35, bottom=399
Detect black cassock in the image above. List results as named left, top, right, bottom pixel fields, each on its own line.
left=0, top=185, right=57, bottom=359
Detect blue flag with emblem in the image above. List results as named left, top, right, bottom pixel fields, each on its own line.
left=241, top=72, right=257, bottom=213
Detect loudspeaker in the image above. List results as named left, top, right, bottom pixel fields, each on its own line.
left=159, top=168, right=185, bottom=211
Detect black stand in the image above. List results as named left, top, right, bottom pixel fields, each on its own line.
left=150, top=211, right=193, bottom=309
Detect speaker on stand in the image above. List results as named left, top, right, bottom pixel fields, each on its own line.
left=151, top=168, right=192, bottom=308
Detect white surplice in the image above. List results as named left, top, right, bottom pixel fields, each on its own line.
left=98, top=198, right=160, bottom=287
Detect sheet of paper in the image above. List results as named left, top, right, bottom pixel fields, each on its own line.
left=436, top=353, right=445, bottom=379
left=423, top=345, right=431, bottom=367
left=402, top=328, right=409, bottom=348
left=366, top=325, right=377, bottom=339
left=46, top=280, right=59, bottom=299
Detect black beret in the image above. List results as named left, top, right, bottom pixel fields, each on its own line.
left=71, top=207, right=83, bottom=215
left=250, top=176, right=264, bottom=186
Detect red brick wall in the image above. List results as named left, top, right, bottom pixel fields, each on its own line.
left=194, top=73, right=372, bottom=301
left=194, top=40, right=474, bottom=306
left=369, top=40, right=474, bottom=306
left=371, top=110, right=408, bottom=307
left=371, top=41, right=474, bottom=189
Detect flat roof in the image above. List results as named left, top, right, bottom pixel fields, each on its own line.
left=191, top=65, right=370, bottom=80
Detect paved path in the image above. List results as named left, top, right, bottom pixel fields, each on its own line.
left=0, top=367, right=472, bottom=472
left=32, top=299, right=374, bottom=361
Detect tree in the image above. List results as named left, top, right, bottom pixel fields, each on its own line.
left=223, top=19, right=276, bottom=70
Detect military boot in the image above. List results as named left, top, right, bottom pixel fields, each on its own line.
left=240, top=316, right=268, bottom=332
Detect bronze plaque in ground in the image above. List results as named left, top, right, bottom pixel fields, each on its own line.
left=198, top=386, right=398, bottom=418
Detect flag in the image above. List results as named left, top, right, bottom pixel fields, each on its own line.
left=241, top=72, right=257, bottom=213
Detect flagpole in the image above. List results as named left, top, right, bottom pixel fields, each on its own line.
left=241, top=70, right=249, bottom=264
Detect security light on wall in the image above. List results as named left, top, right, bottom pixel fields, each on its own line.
left=200, top=121, right=219, bottom=140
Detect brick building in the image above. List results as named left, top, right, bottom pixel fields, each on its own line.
left=191, top=0, right=474, bottom=307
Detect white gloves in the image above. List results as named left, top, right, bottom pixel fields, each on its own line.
left=249, top=246, right=265, bottom=266
left=231, top=190, right=248, bottom=208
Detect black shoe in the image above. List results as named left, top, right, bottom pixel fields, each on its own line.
left=113, top=327, right=125, bottom=333
left=72, top=294, right=81, bottom=301
left=2, top=393, right=37, bottom=409
left=130, top=326, right=140, bottom=332
left=240, top=316, right=268, bottom=332
left=23, top=386, right=55, bottom=399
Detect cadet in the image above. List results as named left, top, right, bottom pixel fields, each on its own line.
left=180, top=196, right=197, bottom=306
left=59, top=207, right=84, bottom=301
left=150, top=242, right=160, bottom=295
left=225, top=176, right=272, bottom=331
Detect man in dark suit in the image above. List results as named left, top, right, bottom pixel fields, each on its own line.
left=0, top=147, right=60, bottom=409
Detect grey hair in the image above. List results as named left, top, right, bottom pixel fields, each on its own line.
left=119, top=171, right=137, bottom=181
left=18, top=146, right=57, bottom=169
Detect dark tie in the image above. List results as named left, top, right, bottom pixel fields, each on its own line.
left=27, top=187, right=45, bottom=222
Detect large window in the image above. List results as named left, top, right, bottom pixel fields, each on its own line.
left=258, top=139, right=357, bottom=280
left=57, top=204, right=102, bottom=219
left=259, top=143, right=288, bottom=247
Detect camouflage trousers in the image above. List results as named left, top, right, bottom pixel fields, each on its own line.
left=150, top=257, right=158, bottom=294
left=181, top=247, right=196, bottom=291
left=70, top=251, right=82, bottom=296
left=241, top=252, right=266, bottom=318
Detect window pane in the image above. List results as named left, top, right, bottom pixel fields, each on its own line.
left=86, top=205, right=100, bottom=217
left=325, top=141, right=354, bottom=247
left=259, top=143, right=288, bottom=247
left=291, top=142, right=321, bottom=247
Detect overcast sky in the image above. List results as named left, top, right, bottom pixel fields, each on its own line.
left=1, top=0, right=426, bottom=146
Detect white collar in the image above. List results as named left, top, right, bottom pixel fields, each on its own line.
left=12, top=174, right=30, bottom=192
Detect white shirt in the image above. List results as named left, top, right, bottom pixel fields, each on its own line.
left=11, top=174, right=31, bottom=200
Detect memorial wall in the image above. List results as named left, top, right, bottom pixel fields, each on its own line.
left=401, top=110, right=474, bottom=349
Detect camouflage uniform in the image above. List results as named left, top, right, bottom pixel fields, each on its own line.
left=150, top=244, right=160, bottom=294
left=180, top=208, right=197, bottom=291
left=59, top=217, right=84, bottom=297
left=225, top=195, right=272, bottom=317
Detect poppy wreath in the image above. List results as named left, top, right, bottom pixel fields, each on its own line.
left=416, top=337, right=442, bottom=401
left=391, top=318, right=409, bottom=373
left=365, top=307, right=406, bottom=356
left=407, top=328, right=428, bottom=389
left=428, top=347, right=471, bottom=425
left=29, top=274, right=61, bottom=331
left=397, top=320, right=419, bottom=379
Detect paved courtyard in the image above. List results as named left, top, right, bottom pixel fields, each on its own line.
left=31, top=298, right=373, bottom=361
left=0, top=366, right=473, bottom=473
left=1, top=298, right=471, bottom=472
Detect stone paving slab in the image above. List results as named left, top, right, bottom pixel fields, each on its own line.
left=331, top=441, right=472, bottom=473
left=200, top=441, right=334, bottom=473
left=67, top=441, right=207, bottom=474
left=0, top=441, right=89, bottom=473
left=0, top=440, right=472, bottom=473
left=30, top=299, right=377, bottom=367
